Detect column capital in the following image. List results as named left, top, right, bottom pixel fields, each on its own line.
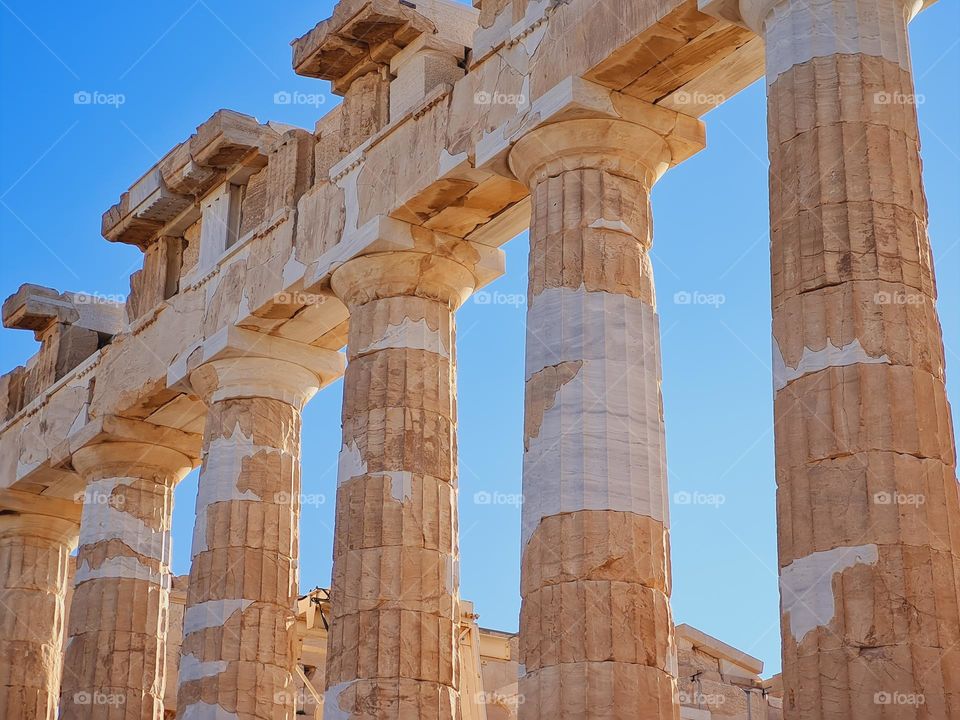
left=699, top=0, right=923, bottom=44
left=168, top=325, right=346, bottom=408
left=330, top=221, right=504, bottom=309
left=507, top=115, right=705, bottom=189
left=64, top=414, right=202, bottom=472
left=0, top=511, right=79, bottom=546
left=72, top=440, right=193, bottom=484
left=331, top=253, right=475, bottom=309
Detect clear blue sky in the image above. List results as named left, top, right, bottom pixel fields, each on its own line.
left=2, top=1, right=957, bottom=679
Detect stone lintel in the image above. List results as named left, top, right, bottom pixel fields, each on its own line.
left=102, top=110, right=282, bottom=248
left=305, top=215, right=505, bottom=295
left=166, top=325, right=346, bottom=394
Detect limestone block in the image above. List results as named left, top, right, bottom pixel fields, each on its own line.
left=127, top=237, right=184, bottom=322
left=0, top=367, right=26, bottom=422
left=390, top=36, right=467, bottom=120
left=2, top=284, right=125, bottom=409
left=2, top=284, right=79, bottom=335
left=102, top=110, right=278, bottom=248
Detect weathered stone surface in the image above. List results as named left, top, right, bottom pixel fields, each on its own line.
left=703, top=0, right=960, bottom=715
left=0, top=512, right=78, bottom=720
left=59, top=441, right=192, bottom=720
left=509, top=115, right=702, bottom=720
left=0, top=0, right=953, bottom=718
left=322, top=236, right=492, bottom=719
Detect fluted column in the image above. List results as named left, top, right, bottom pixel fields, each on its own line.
left=175, top=345, right=335, bottom=720
left=735, top=0, right=960, bottom=716
left=0, top=512, right=78, bottom=720
left=59, top=441, right=192, bottom=719
left=507, top=116, right=704, bottom=720
left=322, top=234, right=488, bottom=719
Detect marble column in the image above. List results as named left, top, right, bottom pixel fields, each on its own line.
left=322, top=233, right=487, bottom=719
left=0, top=512, right=78, bottom=720
left=508, top=115, right=703, bottom=720
left=735, top=0, right=960, bottom=715
left=176, top=353, right=329, bottom=720
left=59, top=441, right=192, bottom=719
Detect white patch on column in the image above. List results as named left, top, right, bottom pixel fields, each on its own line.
left=522, top=286, right=668, bottom=549
left=179, top=701, right=240, bottom=720
left=763, top=0, right=913, bottom=83
left=357, top=317, right=449, bottom=358
left=79, top=477, right=171, bottom=564
left=773, top=337, right=890, bottom=391
left=323, top=680, right=355, bottom=720
left=183, top=598, right=255, bottom=635
left=780, top=544, right=879, bottom=643
left=443, top=555, right=457, bottom=593
left=178, top=654, right=229, bottom=682
left=587, top=218, right=636, bottom=235
left=75, top=556, right=167, bottom=587
left=192, top=424, right=276, bottom=556
left=337, top=441, right=367, bottom=487
left=380, top=471, right=413, bottom=503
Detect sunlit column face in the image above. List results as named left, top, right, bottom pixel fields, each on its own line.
left=509, top=119, right=687, bottom=720
left=175, top=394, right=303, bottom=720
left=323, top=252, right=472, bottom=720
left=59, top=443, right=187, bottom=720
left=758, top=0, right=960, bottom=716
left=0, top=517, right=76, bottom=720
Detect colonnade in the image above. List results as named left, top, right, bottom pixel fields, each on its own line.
left=0, top=0, right=956, bottom=718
